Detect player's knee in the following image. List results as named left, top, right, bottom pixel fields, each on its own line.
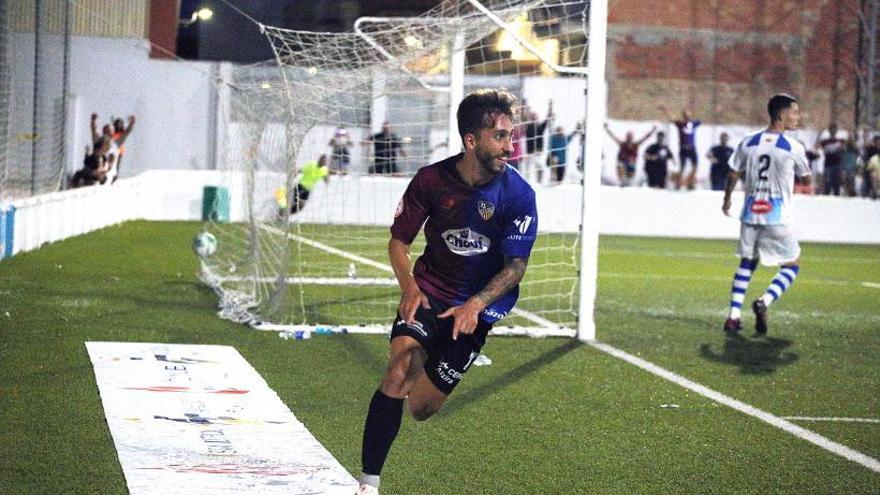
left=379, top=368, right=408, bottom=397
left=409, top=402, right=439, bottom=421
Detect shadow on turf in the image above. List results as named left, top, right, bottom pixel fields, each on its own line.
left=698, top=333, right=798, bottom=374
left=437, top=339, right=582, bottom=418
left=301, top=292, right=398, bottom=324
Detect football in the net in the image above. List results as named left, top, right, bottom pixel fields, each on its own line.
left=192, top=231, right=217, bottom=257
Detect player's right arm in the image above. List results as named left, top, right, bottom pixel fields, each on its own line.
left=723, top=137, right=748, bottom=216
left=389, top=170, right=432, bottom=323
left=389, top=238, right=430, bottom=323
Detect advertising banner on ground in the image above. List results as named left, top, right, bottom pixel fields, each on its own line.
left=86, top=341, right=357, bottom=494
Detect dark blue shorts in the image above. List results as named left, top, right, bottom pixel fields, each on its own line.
left=679, top=146, right=698, bottom=169
left=390, top=294, right=492, bottom=395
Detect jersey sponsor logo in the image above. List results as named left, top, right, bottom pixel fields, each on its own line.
left=478, top=200, right=495, bottom=220
left=481, top=307, right=507, bottom=320
left=513, top=215, right=533, bottom=235
left=442, top=228, right=490, bottom=256
left=750, top=199, right=773, bottom=214
left=436, top=360, right=463, bottom=385
left=394, top=198, right=404, bottom=218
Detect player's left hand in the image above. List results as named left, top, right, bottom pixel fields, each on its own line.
left=438, top=298, right=485, bottom=341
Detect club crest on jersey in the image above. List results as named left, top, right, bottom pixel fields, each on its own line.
left=442, top=227, right=491, bottom=256
left=441, top=196, right=456, bottom=209
left=478, top=200, right=495, bottom=220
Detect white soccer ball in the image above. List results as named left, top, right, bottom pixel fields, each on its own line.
left=192, top=231, right=217, bottom=257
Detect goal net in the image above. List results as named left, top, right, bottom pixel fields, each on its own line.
left=201, top=0, right=598, bottom=337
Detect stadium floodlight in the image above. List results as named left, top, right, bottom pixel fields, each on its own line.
left=201, top=0, right=606, bottom=341
left=180, top=7, right=214, bottom=27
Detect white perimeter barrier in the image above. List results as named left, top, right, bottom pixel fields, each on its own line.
left=2, top=170, right=878, bottom=259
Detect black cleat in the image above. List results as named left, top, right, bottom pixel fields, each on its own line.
left=723, top=318, right=742, bottom=333
left=752, top=299, right=768, bottom=334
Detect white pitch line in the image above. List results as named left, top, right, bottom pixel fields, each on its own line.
left=782, top=416, right=880, bottom=424
left=263, top=225, right=560, bottom=329
left=862, top=282, right=880, bottom=289
left=602, top=248, right=880, bottom=265
left=599, top=272, right=852, bottom=287
left=222, top=275, right=397, bottom=286
left=588, top=341, right=880, bottom=474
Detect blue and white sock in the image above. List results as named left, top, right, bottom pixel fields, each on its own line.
left=760, top=265, right=799, bottom=307
left=729, top=258, right=757, bottom=319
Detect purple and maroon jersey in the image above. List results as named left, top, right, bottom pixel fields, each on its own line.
left=391, top=153, right=538, bottom=324
left=674, top=119, right=701, bottom=149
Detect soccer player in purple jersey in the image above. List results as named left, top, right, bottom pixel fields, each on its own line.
left=354, top=89, right=538, bottom=495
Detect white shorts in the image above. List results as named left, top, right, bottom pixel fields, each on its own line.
left=736, top=223, right=800, bottom=266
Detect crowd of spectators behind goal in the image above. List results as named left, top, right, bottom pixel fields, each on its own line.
left=74, top=101, right=880, bottom=201
left=70, top=113, right=135, bottom=188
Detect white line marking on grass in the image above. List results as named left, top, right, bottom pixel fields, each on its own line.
left=603, top=248, right=879, bottom=265
left=782, top=416, right=880, bottom=424
left=601, top=298, right=880, bottom=326
left=600, top=272, right=851, bottom=287
left=223, top=275, right=398, bottom=286
left=288, top=232, right=393, bottom=272
left=862, top=282, right=880, bottom=289
left=587, top=341, right=880, bottom=474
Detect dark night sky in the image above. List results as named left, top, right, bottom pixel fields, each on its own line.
left=177, top=0, right=442, bottom=62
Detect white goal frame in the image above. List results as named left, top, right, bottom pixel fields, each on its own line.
left=205, top=0, right=607, bottom=341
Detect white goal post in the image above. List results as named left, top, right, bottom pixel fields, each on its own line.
left=200, top=0, right=607, bottom=341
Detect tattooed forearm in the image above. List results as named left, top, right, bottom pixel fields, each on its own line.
left=475, top=256, right=529, bottom=306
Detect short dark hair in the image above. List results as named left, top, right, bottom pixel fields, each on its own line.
left=456, top=88, right=518, bottom=142
left=767, top=93, right=797, bottom=121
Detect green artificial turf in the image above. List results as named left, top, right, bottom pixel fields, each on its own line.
left=0, top=220, right=877, bottom=494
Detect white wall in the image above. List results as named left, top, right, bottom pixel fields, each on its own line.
left=5, top=170, right=878, bottom=259
left=298, top=176, right=880, bottom=244
left=110, top=170, right=880, bottom=245
left=64, top=36, right=218, bottom=177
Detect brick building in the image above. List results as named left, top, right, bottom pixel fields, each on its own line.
left=607, top=0, right=859, bottom=129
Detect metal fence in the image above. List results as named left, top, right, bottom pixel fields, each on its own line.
left=1, top=0, right=71, bottom=202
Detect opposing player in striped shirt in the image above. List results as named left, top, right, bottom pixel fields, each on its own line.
left=722, top=94, right=812, bottom=334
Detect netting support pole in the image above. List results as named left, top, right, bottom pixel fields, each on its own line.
left=577, top=0, right=608, bottom=342
left=466, top=0, right=587, bottom=76
left=60, top=0, right=70, bottom=190
left=30, top=0, right=42, bottom=195
left=353, top=17, right=451, bottom=93
left=447, top=31, right=465, bottom=156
